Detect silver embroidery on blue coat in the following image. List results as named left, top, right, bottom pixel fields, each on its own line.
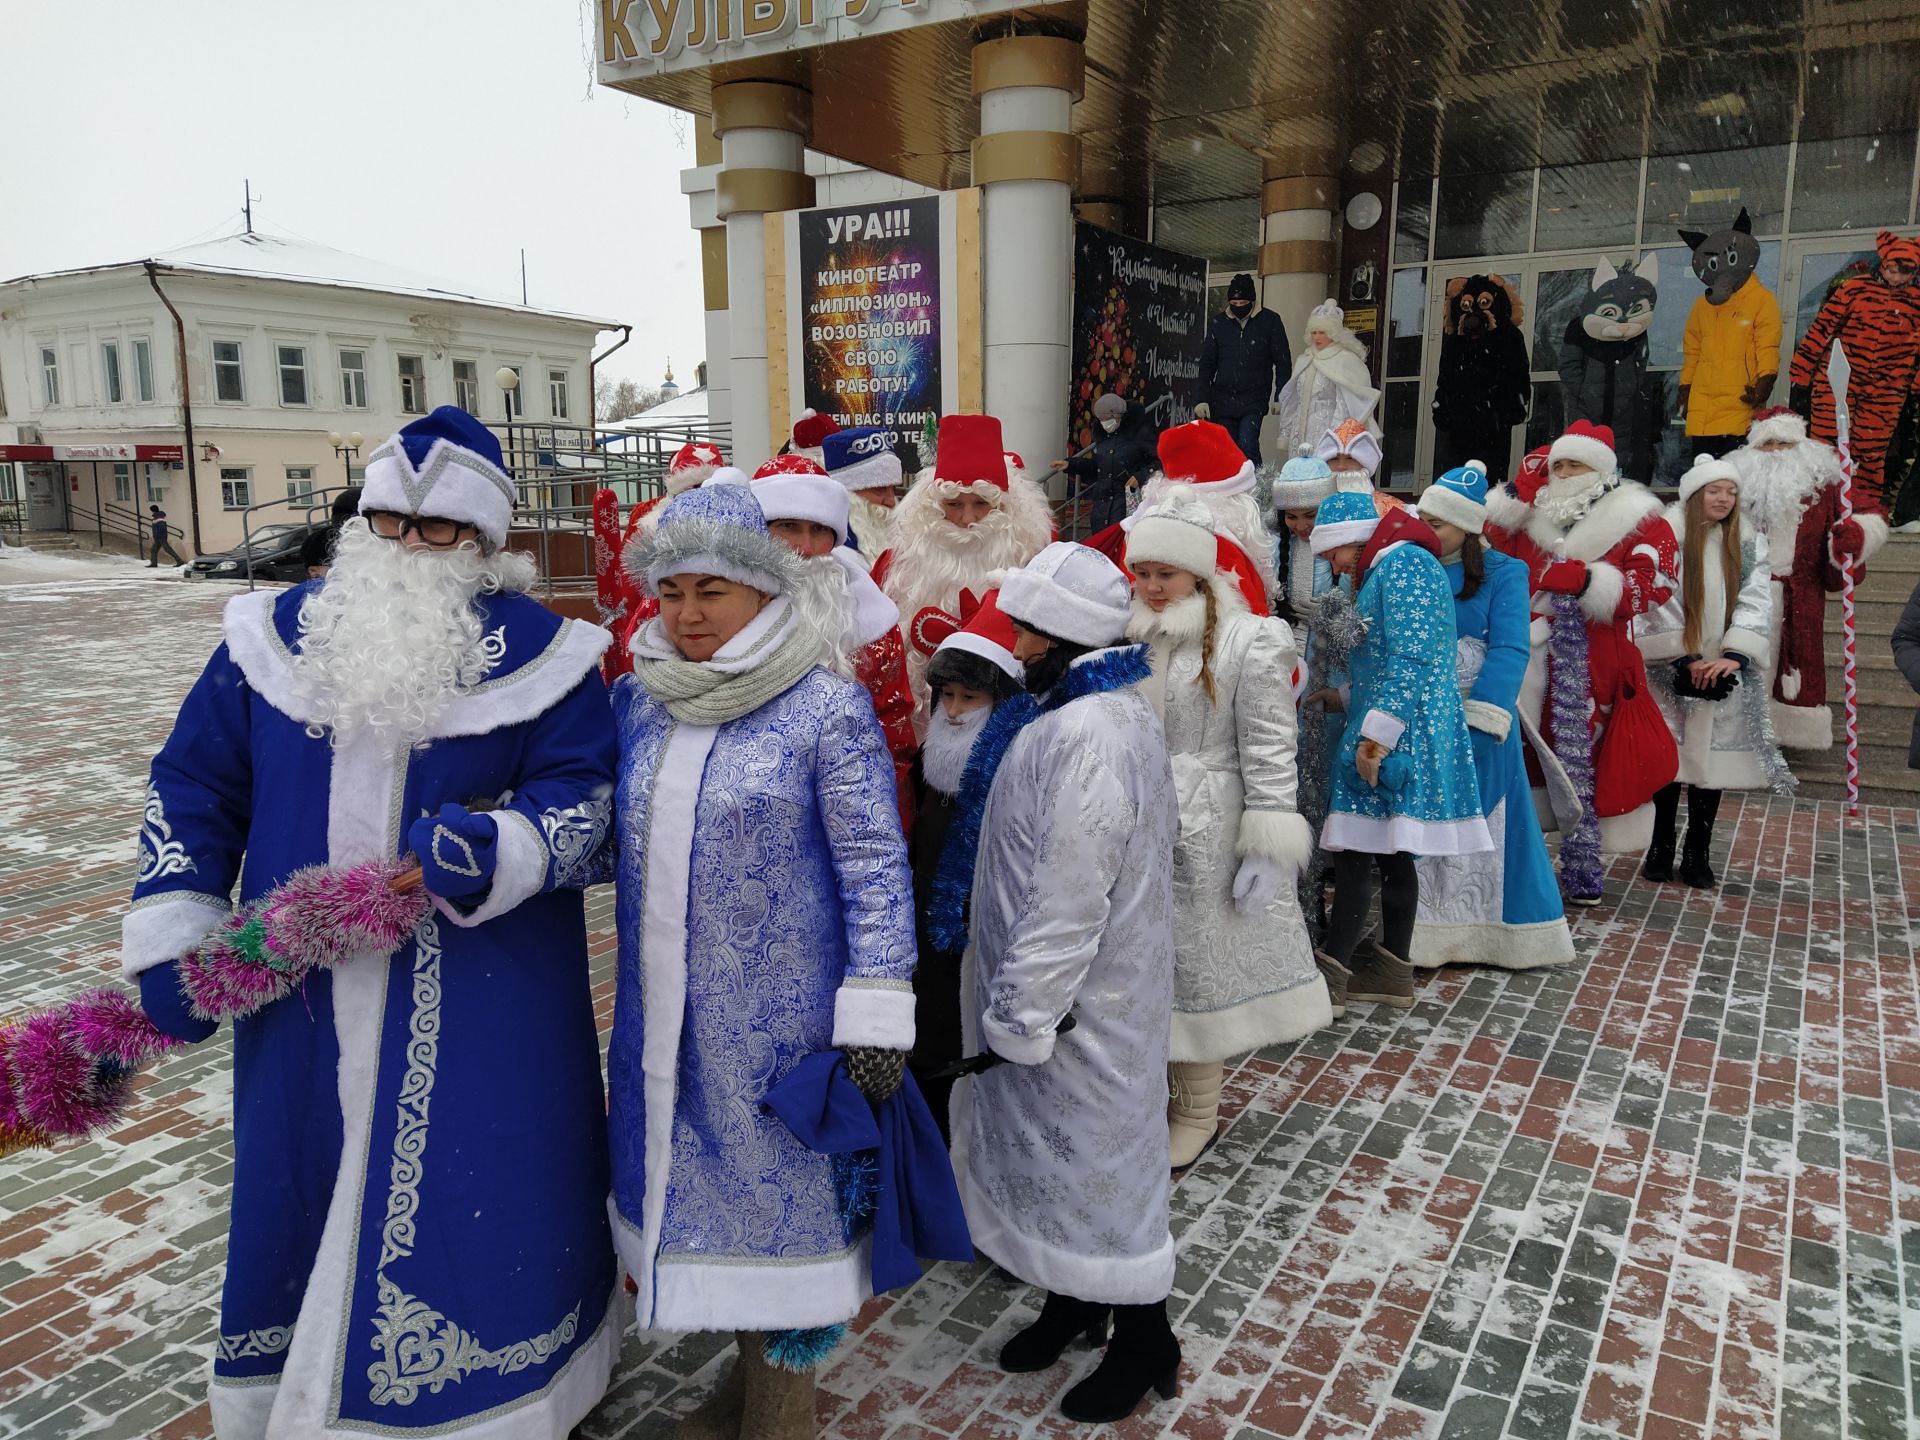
left=540, top=799, right=611, bottom=889
left=364, top=915, right=581, bottom=1406
left=136, top=783, right=197, bottom=884
left=216, top=1326, right=292, bottom=1362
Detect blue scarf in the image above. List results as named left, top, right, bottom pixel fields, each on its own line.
left=927, top=644, right=1151, bottom=952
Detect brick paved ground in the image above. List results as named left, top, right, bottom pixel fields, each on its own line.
left=2, top=570, right=1917, bottom=1440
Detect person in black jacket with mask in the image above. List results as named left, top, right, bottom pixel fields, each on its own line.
left=1055, top=392, right=1161, bottom=532
left=1197, top=274, right=1291, bottom=464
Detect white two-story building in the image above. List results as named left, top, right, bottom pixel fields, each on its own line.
left=0, top=230, right=620, bottom=556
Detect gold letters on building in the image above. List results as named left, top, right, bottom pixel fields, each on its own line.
left=602, top=0, right=918, bottom=64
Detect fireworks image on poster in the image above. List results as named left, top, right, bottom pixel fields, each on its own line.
left=798, top=196, right=942, bottom=458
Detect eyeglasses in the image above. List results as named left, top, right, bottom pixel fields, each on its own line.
left=364, top=510, right=476, bottom=548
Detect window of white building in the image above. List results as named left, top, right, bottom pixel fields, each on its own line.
left=286, top=465, right=316, bottom=501
left=112, top=463, right=133, bottom=503
left=131, top=337, right=154, bottom=402
left=102, top=341, right=123, bottom=404
left=220, top=467, right=253, bottom=510
left=0, top=464, right=16, bottom=503
left=549, top=369, right=570, bottom=420
left=339, top=348, right=369, bottom=409
left=213, top=341, right=246, bottom=403
left=398, top=354, right=427, bottom=414
left=277, top=345, right=310, bottom=407
left=453, top=359, right=480, bottom=413
left=40, top=347, right=59, bottom=406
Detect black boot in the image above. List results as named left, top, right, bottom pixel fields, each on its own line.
left=999, top=1290, right=1110, bottom=1373
left=1678, top=788, right=1720, bottom=888
left=1642, top=783, right=1680, bottom=882
left=1059, top=1301, right=1181, bottom=1423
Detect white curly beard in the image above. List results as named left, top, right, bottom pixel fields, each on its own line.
left=919, top=701, right=991, bottom=797
left=291, top=520, right=535, bottom=749
left=881, top=475, right=1053, bottom=729
left=788, top=553, right=858, bottom=677
left=1728, top=442, right=1831, bottom=548
left=846, top=494, right=895, bottom=560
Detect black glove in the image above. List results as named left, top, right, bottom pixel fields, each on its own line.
left=1788, top=384, right=1813, bottom=424
left=1670, top=658, right=1739, bottom=702
left=844, top=1045, right=905, bottom=1103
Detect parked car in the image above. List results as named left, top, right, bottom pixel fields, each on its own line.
left=185, top=523, right=327, bottom=583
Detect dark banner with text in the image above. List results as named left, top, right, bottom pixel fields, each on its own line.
left=797, top=195, right=942, bottom=459
left=1068, top=222, right=1208, bottom=451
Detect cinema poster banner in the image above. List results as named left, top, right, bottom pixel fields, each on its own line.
left=1068, top=222, right=1208, bottom=452
left=792, top=194, right=945, bottom=462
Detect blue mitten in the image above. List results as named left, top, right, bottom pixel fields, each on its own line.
left=406, top=803, right=499, bottom=905
left=139, top=959, right=219, bottom=1044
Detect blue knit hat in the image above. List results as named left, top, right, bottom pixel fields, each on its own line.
left=358, top=405, right=515, bottom=547
left=1415, top=461, right=1490, bottom=535
left=1309, top=490, right=1381, bottom=555
left=822, top=426, right=903, bottom=495
left=1271, top=445, right=1336, bottom=514
left=625, top=470, right=801, bottom=597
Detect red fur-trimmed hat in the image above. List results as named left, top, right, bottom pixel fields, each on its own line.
left=934, top=414, right=1009, bottom=491
left=1157, top=419, right=1255, bottom=490
left=1547, top=420, right=1617, bottom=477
left=791, top=409, right=840, bottom=453
left=920, top=587, right=1023, bottom=681
left=666, top=440, right=726, bottom=495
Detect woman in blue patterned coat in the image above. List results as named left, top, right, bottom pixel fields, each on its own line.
left=606, top=478, right=919, bottom=1439
left=1409, top=464, right=1575, bottom=970
left=1310, top=491, right=1492, bottom=1009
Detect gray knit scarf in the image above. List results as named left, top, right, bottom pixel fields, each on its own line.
left=631, top=595, right=822, bottom=725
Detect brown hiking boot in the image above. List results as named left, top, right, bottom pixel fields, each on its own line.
left=1345, top=943, right=1414, bottom=1008
left=1314, top=951, right=1351, bottom=1019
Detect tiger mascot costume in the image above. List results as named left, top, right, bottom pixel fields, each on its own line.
left=1789, top=231, right=1920, bottom=513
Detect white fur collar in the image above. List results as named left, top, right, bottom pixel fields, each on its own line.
left=1125, top=574, right=1246, bottom=647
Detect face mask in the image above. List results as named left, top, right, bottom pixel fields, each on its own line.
left=1229, top=301, right=1252, bottom=317
left=1100, top=418, right=1120, bottom=434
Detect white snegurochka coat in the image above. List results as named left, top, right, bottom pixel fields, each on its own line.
left=952, top=651, right=1180, bottom=1305
left=1636, top=503, right=1774, bottom=791
left=1129, top=578, right=1330, bottom=1061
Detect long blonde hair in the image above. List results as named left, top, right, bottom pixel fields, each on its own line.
left=1681, top=488, right=1742, bottom=655
left=1198, top=581, right=1219, bottom=705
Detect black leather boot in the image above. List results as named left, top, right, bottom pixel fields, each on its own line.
left=1642, top=783, right=1679, bottom=882
left=999, top=1290, right=1111, bottom=1373
left=1059, top=1301, right=1181, bottom=1423
left=1679, top=788, right=1720, bottom=888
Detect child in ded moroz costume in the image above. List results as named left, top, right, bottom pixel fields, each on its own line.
left=1636, top=455, right=1778, bottom=889
left=606, top=477, right=926, bottom=1440
left=950, top=542, right=1184, bottom=1426
left=1308, top=491, right=1493, bottom=1011
left=1408, top=462, right=1575, bottom=971
left=1125, top=489, right=1330, bottom=1169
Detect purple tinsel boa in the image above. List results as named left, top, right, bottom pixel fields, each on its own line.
left=1548, top=594, right=1605, bottom=899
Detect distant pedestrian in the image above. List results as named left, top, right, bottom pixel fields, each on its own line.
left=1196, top=273, right=1291, bottom=464
left=146, top=505, right=183, bottom=567
left=1054, top=391, right=1158, bottom=532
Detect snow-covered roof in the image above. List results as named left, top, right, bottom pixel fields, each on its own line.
left=601, top=385, right=712, bottom=432
left=2, top=230, right=621, bottom=329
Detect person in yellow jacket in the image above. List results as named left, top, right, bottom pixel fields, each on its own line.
left=1677, top=208, right=1783, bottom=458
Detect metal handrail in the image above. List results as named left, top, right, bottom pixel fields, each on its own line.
left=238, top=486, right=352, bottom=591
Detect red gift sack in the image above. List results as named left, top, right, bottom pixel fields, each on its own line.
left=1591, top=674, right=1679, bottom=817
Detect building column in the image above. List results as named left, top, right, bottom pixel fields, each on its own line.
left=1257, top=134, right=1342, bottom=355
left=971, top=33, right=1083, bottom=471
left=712, top=69, right=814, bottom=469
left=685, top=126, right=733, bottom=437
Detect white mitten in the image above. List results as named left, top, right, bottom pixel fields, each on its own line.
left=1231, top=855, right=1287, bottom=915
left=1193, top=402, right=1212, bottom=421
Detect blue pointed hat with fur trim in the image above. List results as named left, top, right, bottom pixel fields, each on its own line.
left=358, top=405, right=516, bottom=547
left=822, top=426, right=903, bottom=494
left=1309, top=490, right=1381, bottom=555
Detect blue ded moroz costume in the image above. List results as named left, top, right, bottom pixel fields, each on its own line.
left=1409, top=464, right=1575, bottom=970
left=123, top=407, right=622, bottom=1439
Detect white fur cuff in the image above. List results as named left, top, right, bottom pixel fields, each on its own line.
left=1463, top=699, right=1512, bottom=741
left=1579, top=560, right=1626, bottom=622
left=121, top=892, right=231, bottom=981
left=981, top=1012, right=1056, bottom=1066
left=436, top=809, right=546, bottom=929
left=1857, top=512, right=1889, bottom=564
left=1359, top=708, right=1407, bottom=749
left=831, top=981, right=916, bottom=1050
left=1237, top=809, right=1314, bottom=870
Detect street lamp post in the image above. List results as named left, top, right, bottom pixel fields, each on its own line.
left=495, top=367, right=520, bottom=477
left=327, top=430, right=364, bottom=493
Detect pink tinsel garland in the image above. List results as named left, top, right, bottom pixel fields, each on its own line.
left=0, top=857, right=430, bottom=1156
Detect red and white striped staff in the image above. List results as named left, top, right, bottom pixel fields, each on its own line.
left=1825, top=343, right=1861, bottom=817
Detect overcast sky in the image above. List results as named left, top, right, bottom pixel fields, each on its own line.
left=0, top=0, right=704, bottom=396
